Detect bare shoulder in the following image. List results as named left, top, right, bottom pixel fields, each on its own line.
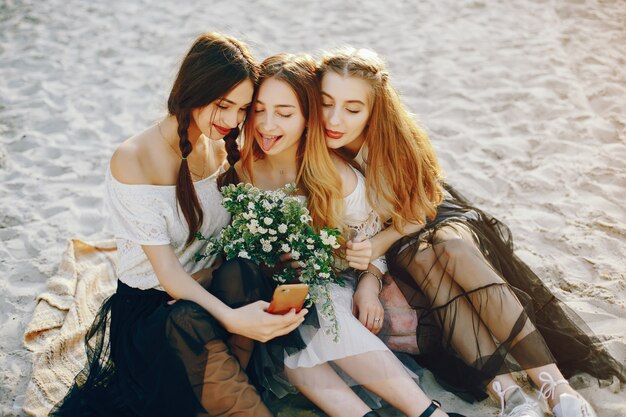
left=330, top=154, right=358, bottom=197
left=110, top=126, right=178, bottom=185
left=110, top=137, right=146, bottom=184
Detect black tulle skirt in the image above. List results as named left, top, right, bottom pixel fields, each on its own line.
left=385, top=184, right=626, bottom=402
left=50, top=258, right=274, bottom=417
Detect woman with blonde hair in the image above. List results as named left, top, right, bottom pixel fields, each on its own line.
left=317, top=47, right=625, bottom=417
left=224, top=52, right=465, bottom=417
left=50, top=33, right=308, bottom=417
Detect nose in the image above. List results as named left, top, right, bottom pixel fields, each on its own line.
left=259, top=112, right=277, bottom=131
left=328, top=106, right=341, bottom=127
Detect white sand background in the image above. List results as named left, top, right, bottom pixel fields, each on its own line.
left=1, top=0, right=625, bottom=415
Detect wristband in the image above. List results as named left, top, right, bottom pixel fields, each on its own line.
left=357, top=270, right=383, bottom=293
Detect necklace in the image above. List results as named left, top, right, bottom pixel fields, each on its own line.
left=157, top=120, right=208, bottom=180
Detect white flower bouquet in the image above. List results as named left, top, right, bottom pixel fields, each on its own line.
left=196, top=182, right=344, bottom=341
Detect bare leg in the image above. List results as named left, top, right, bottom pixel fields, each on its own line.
left=196, top=340, right=272, bottom=417
left=333, top=354, right=447, bottom=417
left=397, top=224, right=555, bottom=375
left=227, top=334, right=255, bottom=369
left=285, top=363, right=371, bottom=417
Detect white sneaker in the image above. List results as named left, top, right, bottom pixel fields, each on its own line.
left=538, top=372, right=597, bottom=417
left=492, top=381, right=543, bottom=417
left=552, top=394, right=597, bottom=417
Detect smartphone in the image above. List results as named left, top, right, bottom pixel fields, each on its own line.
left=267, top=283, right=309, bottom=314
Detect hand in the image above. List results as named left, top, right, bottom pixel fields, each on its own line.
left=258, top=253, right=302, bottom=278
left=353, top=279, right=384, bottom=334
left=279, top=252, right=302, bottom=274
left=225, top=300, right=308, bottom=342
left=346, top=234, right=372, bottom=270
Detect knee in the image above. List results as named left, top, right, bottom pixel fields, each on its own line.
left=437, top=237, right=478, bottom=263
left=211, top=258, right=272, bottom=307
left=165, top=301, right=223, bottom=350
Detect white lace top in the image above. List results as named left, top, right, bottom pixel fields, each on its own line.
left=105, top=167, right=230, bottom=290
left=342, top=167, right=387, bottom=274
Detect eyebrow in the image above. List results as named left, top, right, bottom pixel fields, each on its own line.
left=220, top=98, right=251, bottom=107
left=321, top=92, right=365, bottom=106
left=256, top=100, right=296, bottom=108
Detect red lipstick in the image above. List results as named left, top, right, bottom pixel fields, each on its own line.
left=325, top=129, right=344, bottom=140
left=213, top=124, right=231, bottom=136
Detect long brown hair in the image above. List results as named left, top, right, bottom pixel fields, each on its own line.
left=167, top=32, right=257, bottom=244
left=239, top=53, right=344, bottom=230
left=318, top=48, right=444, bottom=229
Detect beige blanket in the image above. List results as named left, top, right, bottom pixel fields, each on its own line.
left=23, top=239, right=117, bottom=417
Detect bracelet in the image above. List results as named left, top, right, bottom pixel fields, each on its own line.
left=357, top=270, right=383, bottom=293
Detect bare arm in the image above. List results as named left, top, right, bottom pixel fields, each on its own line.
left=369, top=221, right=425, bottom=260
left=142, top=244, right=306, bottom=343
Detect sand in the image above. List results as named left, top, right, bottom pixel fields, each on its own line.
left=1, top=0, right=624, bottom=415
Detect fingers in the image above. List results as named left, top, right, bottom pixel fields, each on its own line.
left=274, top=315, right=305, bottom=337
left=281, top=308, right=308, bottom=329
left=349, top=236, right=369, bottom=250
left=358, top=305, right=384, bottom=333
left=269, top=308, right=308, bottom=339
left=290, top=260, right=303, bottom=270
left=346, top=249, right=371, bottom=270
left=348, top=260, right=369, bottom=270
left=279, top=253, right=293, bottom=262
left=357, top=307, right=369, bottom=329
left=371, top=312, right=384, bottom=335
left=346, top=235, right=372, bottom=270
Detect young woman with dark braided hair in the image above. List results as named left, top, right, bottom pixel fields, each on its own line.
left=50, top=33, right=307, bottom=417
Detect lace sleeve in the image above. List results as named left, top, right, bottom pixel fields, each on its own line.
left=105, top=170, right=171, bottom=246
left=371, top=255, right=388, bottom=275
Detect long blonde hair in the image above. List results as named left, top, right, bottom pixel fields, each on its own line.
left=240, top=53, right=345, bottom=231
left=318, top=48, right=444, bottom=229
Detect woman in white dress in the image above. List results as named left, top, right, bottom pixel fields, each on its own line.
left=50, top=33, right=307, bottom=417
left=316, top=47, right=625, bottom=417
left=226, top=53, right=465, bottom=417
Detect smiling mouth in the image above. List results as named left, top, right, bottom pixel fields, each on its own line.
left=325, top=129, right=344, bottom=140
left=259, top=133, right=283, bottom=151
left=214, top=124, right=231, bottom=135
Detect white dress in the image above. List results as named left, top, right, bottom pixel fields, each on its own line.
left=283, top=167, right=418, bottom=393
left=105, top=166, right=230, bottom=289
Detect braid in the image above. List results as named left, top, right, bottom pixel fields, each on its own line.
left=217, top=127, right=241, bottom=188
left=175, top=112, right=204, bottom=245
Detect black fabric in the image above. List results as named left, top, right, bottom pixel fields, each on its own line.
left=386, top=183, right=626, bottom=402
left=50, top=258, right=272, bottom=417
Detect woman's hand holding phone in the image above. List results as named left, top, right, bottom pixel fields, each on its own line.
left=225, top=300, right=308, bottom=343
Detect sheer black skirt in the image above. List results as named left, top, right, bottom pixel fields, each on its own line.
left=50, top=258, right=273, bottom=417
left=386, top=184, right=626, bottom=401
